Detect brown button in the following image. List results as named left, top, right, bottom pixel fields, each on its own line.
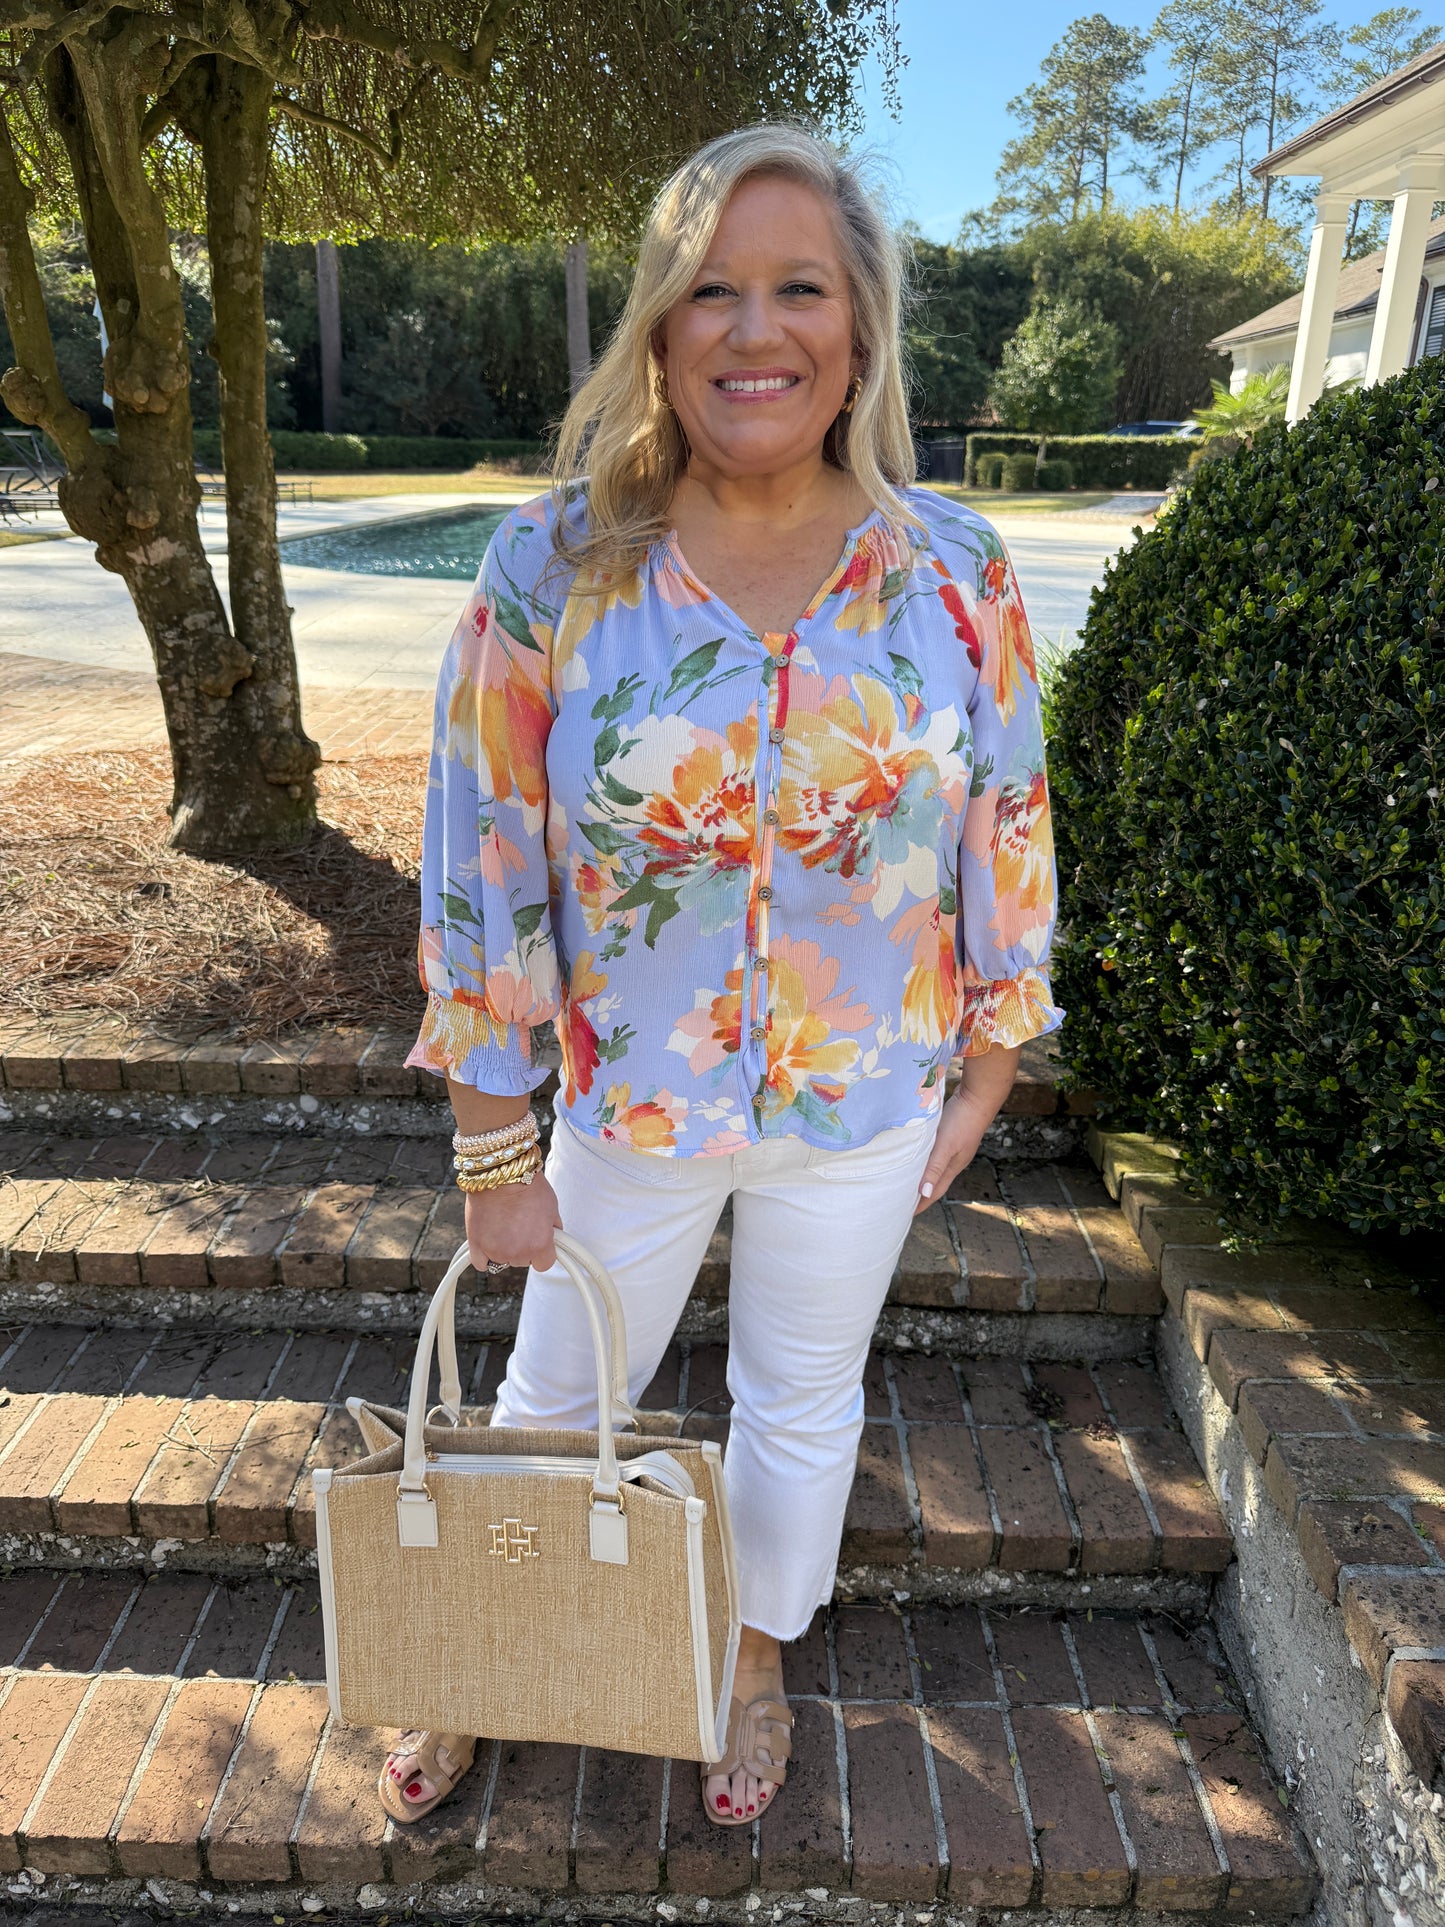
left=769, top=726, right=785, bottom=744
left=763, top=808, right=780, bottom=825
left=755, top=956, right=768, bottom=973
left=757, top=885, right=773, bottom=901
left=750, top=1024, right=767, bottom=1041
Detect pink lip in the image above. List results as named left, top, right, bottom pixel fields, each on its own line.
left=710, top=367, right=803, bottom=403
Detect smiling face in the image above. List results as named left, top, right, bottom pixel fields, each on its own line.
left=656, top=173, right=858, bottom=482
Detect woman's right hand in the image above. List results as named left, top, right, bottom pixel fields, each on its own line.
left=464, top=1172, right=563, bottom=1274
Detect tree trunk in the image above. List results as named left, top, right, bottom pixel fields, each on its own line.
left=317, top=237, right=343, bottom=431
left=1034, top=432, right=1048, bottom=480
left=564, top=236, right=590, bottom=394
left=9, top=48, right=317, bottom=856
left=197, top=57, right=320, bottom=835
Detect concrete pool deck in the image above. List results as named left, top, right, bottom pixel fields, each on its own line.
left=0, top=490, right=1144, bottom=764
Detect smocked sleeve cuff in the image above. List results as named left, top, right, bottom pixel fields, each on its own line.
left=955, top=966, right=1063, bottom=1060
left=404, top=991, right=554, bottom=1096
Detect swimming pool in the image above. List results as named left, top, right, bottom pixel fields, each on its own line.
left=282, top=505, right=508, bottom=579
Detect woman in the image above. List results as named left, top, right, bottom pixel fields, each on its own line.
left=381, top=122, right=1060, bottom=1831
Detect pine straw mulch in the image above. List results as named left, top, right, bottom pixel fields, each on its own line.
left=1, top=747, right=429, bottom=1042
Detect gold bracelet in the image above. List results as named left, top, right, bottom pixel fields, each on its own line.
left=456, top=1149, right=543, bottom=1192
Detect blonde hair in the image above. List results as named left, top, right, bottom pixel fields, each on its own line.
left=550, top=123, right=919, bottom=583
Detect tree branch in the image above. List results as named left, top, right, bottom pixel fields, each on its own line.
left=0, top=0, right=125, bottom=85
left=0, top=102, right=99, bottom=467
left=294, top=0, right=517, bottom=81
left=271, top=88, right=402, bottom=166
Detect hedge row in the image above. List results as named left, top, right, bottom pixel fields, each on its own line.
left=964, top=432, right=1191, bottom=490
left=1047, top=360, right=1445, bottom=1235
left=191, top=430, right=547, bottom=472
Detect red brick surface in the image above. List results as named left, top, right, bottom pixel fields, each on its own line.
left=1183, top=1713, right=1315, bottom=1915
left=483, top=1741, right=579, bottom=1889
left=24, top=1673, right=170, bottom=1874
left=0, top=1672, right=91, bottom=1870
left=116, top=1678, right=254, bottom=1879
left=205, top=1682, right=328, bottom=1882
left=294, top=1718, right=390, bottom=1883
left=1385, top=1659, right=1445, bottom=1792
left=133, top=1397, right=253, bottom=1537
left=0, top=1392, right=110, bottom=1529
left=1010, top=1705, right=1130, bottom=1906
left=54, top=1395, right=184, bottom=1535
left=845, top=1702, right=939, bottom=1898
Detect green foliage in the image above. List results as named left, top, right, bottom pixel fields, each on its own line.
left=263, top=237, right=630, bottom=439
left=1190, top=363, right=1291, bottom=450
left=994, top=11, right=1153, bottom=224
left=975, top=452, right=1006, bottom=488
left=1038, top=456, right=1076, bottom=489
left=191, top=429, right=544, bottom=470
left=966, top=431, right=1189, bottom=489
left=905, top=235, right=1033, bottom=429
left=1020, top=205, right=1302, bottom=421
left=1048, top=359, right=1445, bottom=1233
left=989, top=293, right=1122, bottom=444
left=1000, top=452, right=1038, bottom=490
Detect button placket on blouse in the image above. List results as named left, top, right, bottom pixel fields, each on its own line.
left=743, top=629, right=798, bottom=1130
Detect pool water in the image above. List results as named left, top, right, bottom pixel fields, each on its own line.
left=282, top=505, right=508, bottom=579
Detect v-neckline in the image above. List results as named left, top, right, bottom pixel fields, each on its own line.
left=661, top=505, right=884, bottom=653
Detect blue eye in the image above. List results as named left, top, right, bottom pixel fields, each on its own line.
left=692, top=283, right=732, bottom=301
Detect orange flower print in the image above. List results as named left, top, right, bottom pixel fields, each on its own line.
left=596, top=1082, right=688, bottom=1151
left=989, top=761, right=1055, bottom=956
left=759, top=937, right=872, bottom=1121
left=957, top=965, right=1058, bottom=1056
left=479, top=659, right=552, bottom=818
left=560, top=952, right=609, bottom=1103
left=551, top=566, right=645, bottom=690
left=975, top=551, right=1037, bottom=725
left=892, top=892, right=958, bottom=1048
left=930, top=559, right=981, bottom=669
left=780, top=676, right=946, bottom=892
left=830, top=531, right=891, bottom=636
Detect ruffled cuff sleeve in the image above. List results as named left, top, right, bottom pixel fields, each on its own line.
left=404, top=992, right=554, bottom=1095
left=954, top=966, right=1064, bottom=1059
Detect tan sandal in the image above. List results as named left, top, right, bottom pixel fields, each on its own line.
left=700, top=1694, right=793, bottom=1827
left=378, top=1729, right=477, bottom=1824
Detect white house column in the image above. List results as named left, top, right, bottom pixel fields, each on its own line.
left=1365, top=157, right=1444, bottom=385
left=1286, top=191, right=1350, bottom=423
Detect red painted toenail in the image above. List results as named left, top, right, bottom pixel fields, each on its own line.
left=747, top=1803, right=756, bottom=1814
left=405, top=1780, right=423, bottom=1799
left=717, top=1797, right=730, bottom=1811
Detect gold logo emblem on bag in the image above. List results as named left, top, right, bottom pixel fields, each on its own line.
left=488, top=1518, right=541, bottom=1562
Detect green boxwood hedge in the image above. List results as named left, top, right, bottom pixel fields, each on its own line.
left=191, top=430, right=546, bottom=472
left=1047, top=362, right=1445, bottom=1233
left=975, top=452, right=1006, bottom=488
left=1000, top=452, right=1037, bottom=491
left=966, top=431, right=1191, bottom=490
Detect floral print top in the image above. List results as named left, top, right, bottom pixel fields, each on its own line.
left=404, top=485, right=1061, bottom=1156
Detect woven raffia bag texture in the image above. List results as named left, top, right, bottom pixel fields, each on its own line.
left=313, top=1232, right=740, bottom=1762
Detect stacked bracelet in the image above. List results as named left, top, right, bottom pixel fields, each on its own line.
left=453, top=1115, right=538, bottom=1157
left=455, top=1146, right=543, bottom=1192
left=453, top=1112, right=542, bottom=1192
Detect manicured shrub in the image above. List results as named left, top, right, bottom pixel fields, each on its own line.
left=975, top=452, right=1006, bottom=488
left=1037, top=456, right=1075, bottom=490
left=191, top=429, right=546, bottom=471
left=1000, top=452, right=1036, bottom=491
left=1048, top=362, right=1445, bottom=1233
left=966, top=430, right=1191, bottom=489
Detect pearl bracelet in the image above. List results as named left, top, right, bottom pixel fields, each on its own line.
left=453, top=1115, right=538, bottom=1156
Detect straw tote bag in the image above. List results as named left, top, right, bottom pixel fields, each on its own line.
left=312, top=1231, right=741, bottom=1763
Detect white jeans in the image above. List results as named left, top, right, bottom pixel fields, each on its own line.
left=491, top=1111, right=940, bottom=1641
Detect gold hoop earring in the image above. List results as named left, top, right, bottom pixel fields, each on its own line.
left=842, top=373, right=862, bottom=414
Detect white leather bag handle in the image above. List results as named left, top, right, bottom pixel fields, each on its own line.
left=429, top=1236, right=633, bottom=1430
left=396, top=1234, right=638, bottom=1559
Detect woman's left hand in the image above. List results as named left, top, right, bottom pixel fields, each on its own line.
left=913, top=1043, right=1022, bottom=1214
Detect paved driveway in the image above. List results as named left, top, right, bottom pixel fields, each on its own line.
left=0, top=495, right=1142, bottom=696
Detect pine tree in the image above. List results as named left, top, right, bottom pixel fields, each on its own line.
left=993, top=13, right=1153, bottom=225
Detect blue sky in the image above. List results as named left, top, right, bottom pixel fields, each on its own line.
left=852, top=0, right=1437, bottom=239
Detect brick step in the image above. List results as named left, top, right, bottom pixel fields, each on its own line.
left=0, top=1011, right=1098, bottom=1124
left=0, top=1132, right=1161, bottom=1338
left=0, top=1590, right=1312, bottom=1914
left=0, top=1339, right=1230, bottom=1596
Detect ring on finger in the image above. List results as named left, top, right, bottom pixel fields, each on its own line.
left=486, top=1259, right=507, bottom=1274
